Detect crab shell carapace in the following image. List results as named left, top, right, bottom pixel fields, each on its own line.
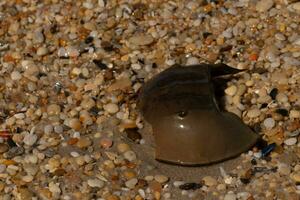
left=138, top=64, right=259, bottom=166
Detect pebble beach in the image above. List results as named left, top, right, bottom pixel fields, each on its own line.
left=0, top=0, right=300, bottom=199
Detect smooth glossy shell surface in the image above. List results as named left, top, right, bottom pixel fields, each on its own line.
left=138, top=64, right=258, bottom=165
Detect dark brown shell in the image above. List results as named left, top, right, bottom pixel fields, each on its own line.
left=138, top=64, right=258, bottom=166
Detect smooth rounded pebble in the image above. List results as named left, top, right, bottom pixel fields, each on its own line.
left=23, top=134, right=38, bottom=146
left=247, top=108, right=261, bottom=118
left=154, top=175, right=169, bottom=183
left=124, top=150, right=137, bottom=162
left=125, top=178, right=138, bottom=189
left=202, top=176, right=217, bottom=186
left=263, top=118, right=275, bottom=129
left=87, top=179, right=104, bottom=188
left=100, top=138, right=113, bottom=149
left=117, top=143, right=130, bottom=153
left=103, top=103, right=119, bottom=114
left=284, top=138, right=297, bottom=146
left=11, top=71, right=22, bottom=80
left=256, top=0, right=274, bottom=12
left=289, top=110, right=300, bottom=118
left=225, top=85, right=237, bottom=96
left=224, top=192, right=237, bottom=200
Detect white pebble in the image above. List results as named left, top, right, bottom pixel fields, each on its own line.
left=103, top=103, right=119, bottom=114
left=11, top=71, right=22, bottom=80
left=247, top=108, right=261, bottom=118
left=49, top=182, right=61, bottom=194
left=125, top=178, right=138, bottom=189
left=186, top=57, right=199, bottom=65
left=173, top=181, right=185, bottom=187
left=276, top=93, right=288, bottom=103
left=284, top=138, right=297, bottom=146
left=23, top=133, right=38, bottom=146
left=87, top=179, right=104, bottom=188
left=123, top=150, right=136, bottom=162
left=22, top=175, right=33, bottom=182
left=70, top=151, right=80, bottom=157
left=36, top=46, right=49, bottom=56
left=44, top=124, right=53, bottom=134
left=263, top=118, right=275, bottom=129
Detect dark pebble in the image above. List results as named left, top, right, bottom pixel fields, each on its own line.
left=85, top=36, right=94, bottom=44
left=43, top=149, right=57, bottom=158
left=252, top=123, right=262, bottom=133
left=125, top=128, right=142, bottom=142
left=53, top=168, right=66, bottom=176
left=202, top=32, right=212, bottom=39
left=275, top=108, right=289, bottom=116
left=254, top=138, right=268, bottom=150
left=220, top=45, right=233, bottom=52
left=240, top=178, right=251, bottom=184
left=269, top=88, right=278, bottom=100
left=260, top=103, right=268, bottom=108
left=93, top=60, right=108, bottom=70
left=7, top=138, right=17, bottom=147
left=5, top=146, right=24, bottom=159
left=179, top=182, right=202, bottom=190
left=261, top=143, right=276, bottom=157
left=251, top=159, right=257, bottom=165
left=253, top=167, right=277, bottom=174
left=89, top=106, right=100, bottom=116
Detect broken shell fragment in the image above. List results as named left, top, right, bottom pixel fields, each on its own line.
left=138, top=64, right=258, bottom=166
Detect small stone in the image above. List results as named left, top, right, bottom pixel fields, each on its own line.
left=129, top=34, right=154, bottom=46
left=278, top=163, right=291, bottom=175
left=53, top=125, right=63, bottom=134
left=289, top=110, right=300, bottom=119
left=47, top=104, right=61, bottom=115
left=117, top=143, right=130, bottom=153
left=44, top=124, right=53, bottom=134
left=125, top=178, right=138, bottom=189
left=291, top=172, right=300, bottom=182
left=186, top=57, right=199, bottom=65
left=22, top=175, right=34, bottom=182
left=76, top=137, right=92, bottom=149
left=256, top=0, right=274, bottom=12
left=70, top=151, right=80, bottom=157
left=49, top=182, right=61, bottom=195
left=36, top=46, right=49, bottom=56
left=126, top=128, right=142, bottom=142
left=23, top=133, right=38, bottom=146
left=103, top=103, right=119, bottom=114
left=68, top=118, right=82, bottom=131
left=284, top=138, right=297, bottom=146
left=0, top=144, right=8, bottom=153
left=173, top=181, right=185, bottom=187
left=124, top=150, right=137, bottom=162
left=107, top=77, right=132, bottom=92
left=263, top=118, right=275, bottom=129
left=247, top=108, right=261, bottom=118
left=291, top=2, right=300, bottom=12
left=5, top=146, right=24, bottom=158
left=225, top=85, right=237, bottom=96
left=217, top=184, right=226, bottom=190
left=202, top=176, right=217, bottom=186
left=33, top=30, right=45, bottom=44
left=276, top=93, right=288, bottom=103
left=100, top=138, right=113, bottom=149
left=87, top=179, right=104, bottom=188
left=179, top=182, right=202, bottom=190
left=224, top=192, right=237, bottom=200
left=154, top=175, right=169, bottom=184
left=11, top=71, right=22, bottom=80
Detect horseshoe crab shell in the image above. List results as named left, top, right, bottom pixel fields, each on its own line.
left=138, top=64, right=258, bottom=166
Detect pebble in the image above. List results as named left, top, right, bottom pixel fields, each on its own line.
left=129, top=34, right=154, bottom=46
left=22, top=175, right=34, bottom=183
left=154, top=175, right=169, bottom=183
left=284, top=138, right=297, bottom=146
left=0, top=143, right=8, bottom=153
left=124, top=150, right=137, bottom=162
left=289, top=110, right=300, bottom=119
left=256, top=0, right=274, bottom=12
left=125, top=178, right=138, bottom=189
left=263, top=118, right=275, bottom=129
left=202, top=176, right=217, bottom=186
left=117, top=143, right=130, bottom=153
left=100, top=138, right=113, bottom=149
left=87, top=179, right=104, bottom=188
left=36, top=47, right=49, bottom=56
left=247, top=108, right=261, bottom=118
left=11, top=71, right=22, bottom=80
left=44, top=125, right=53, bottom=134
left=291, top=2, right=300, bottom=12
left=291, top=172, right=300, bottom=182
left=224, top=192, right=237, bottom=200
left=186, top=57, right=199, bottom=65
left=277, top=163, right=291, bottom=175
left=23, top=133, right=38, bottom=146
left=47, top=104, right=61, bottom=115
left=103, top=103, right=119, bottom=114
left=68, top=118, right=82, bottom=131
left=173, top=181, right=185, bottom=187
left=225, top=85, right=237, bottom=96
left=76, top=137, right=92, bottom=149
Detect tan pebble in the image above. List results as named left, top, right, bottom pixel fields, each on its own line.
left=129, top=34, right=153, bottom=46
left=149, top=181, right=162, bottom=193
left=154, top=191, right=161, bottom=200
left=107, top=77, right=132, bottom=92
left=68, top=118, right=82, bottom=130
left=154, top=175, right=169, bottom=184
left=289, top=110, right=300, bottom=119
left=202, top=176, right=217, bottom=186
left=0, top=182, right=4, bottom=192
left=76, top=137, right=92, bottom=149
left=22, top=175, right=34, bottom=183
left=103, top=103, right=119, bottom=114
left=100, top=138, right=113, bottom=149
left=106, top=195, right=120, bottom=200
left=117, top=143, right=130, bottom=153
left=47, top=104, right=61, bottom=115
left=19, top=188, right=33, bottom=199
left=225, top=85, right=237, bottom=96
left=290, top=172, right=300, bottom=182
left=0, top=144, right=8, bottom=153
